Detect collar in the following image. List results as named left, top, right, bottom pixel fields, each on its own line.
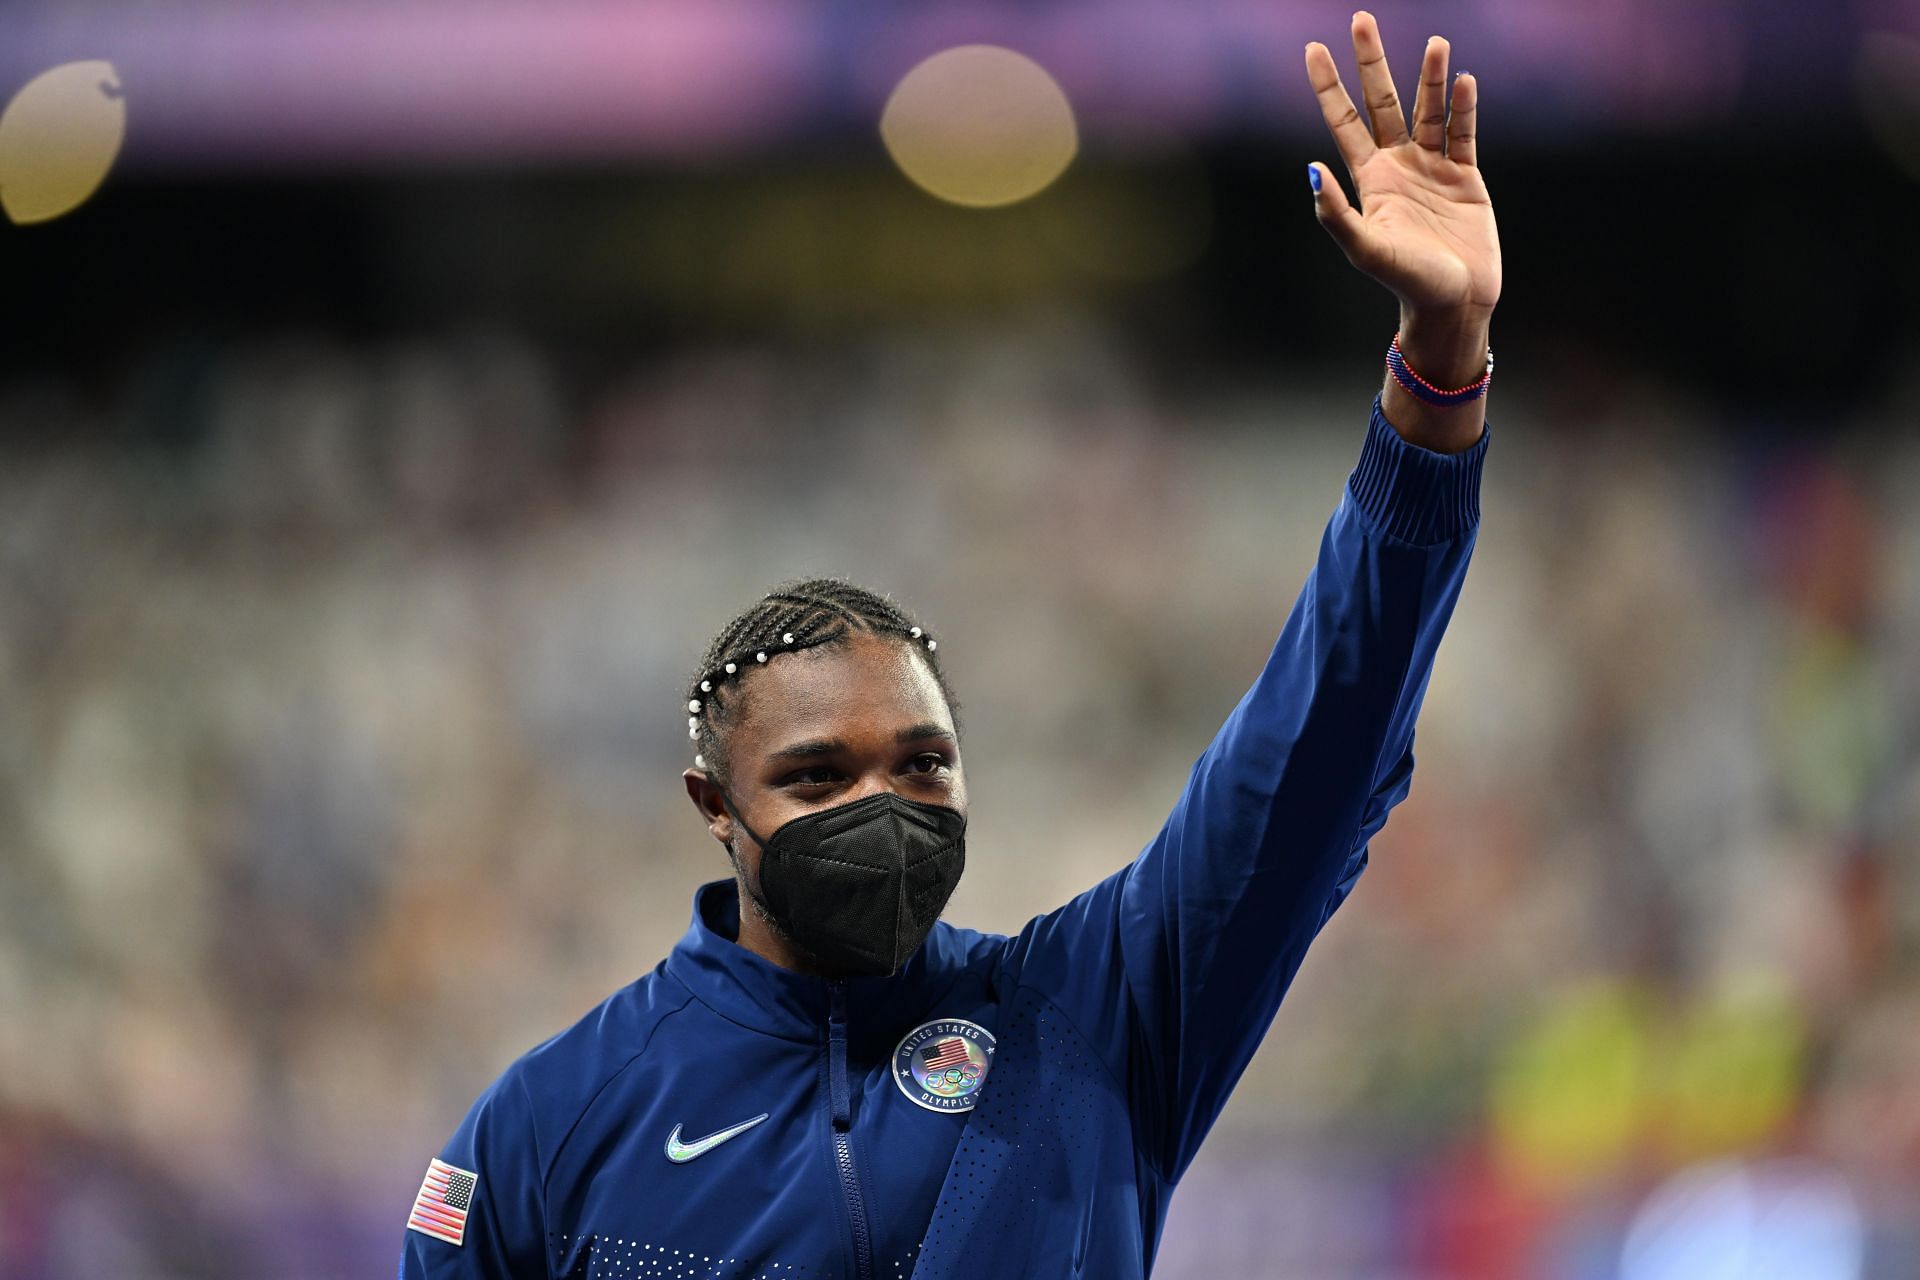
left=663, top=879, right=970, bottom=1048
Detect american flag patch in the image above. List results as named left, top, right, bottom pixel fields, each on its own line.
left=922, top=1036, right=971, bottom=1071
left=408, top=1158, right=478, bottom=1246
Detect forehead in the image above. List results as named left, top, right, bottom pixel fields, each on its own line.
left=725, top=632, right=952, bottom=754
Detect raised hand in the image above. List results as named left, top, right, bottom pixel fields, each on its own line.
left=1305, top=12, right=1500, bottom=449
left=1305, top=12, right=1500, bottom=316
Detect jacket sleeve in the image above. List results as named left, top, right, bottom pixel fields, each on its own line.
left=1000, top=393, right=1487, bottom=1182
left=398, top=1070, right=548, bottom=1279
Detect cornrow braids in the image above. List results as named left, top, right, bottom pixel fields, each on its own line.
left=684, top=578, right=960, bottom=786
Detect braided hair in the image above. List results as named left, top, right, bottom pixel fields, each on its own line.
left=684, top=579, right=960, bottom=787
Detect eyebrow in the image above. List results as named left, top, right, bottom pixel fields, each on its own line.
left=763, top=723, right=956, bottom=763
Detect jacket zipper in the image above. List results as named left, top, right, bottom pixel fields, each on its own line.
left=827, top=981, right=874, bottom=1280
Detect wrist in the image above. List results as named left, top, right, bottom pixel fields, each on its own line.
left=1379, top=309, right=1493, bottom=454
left=1396, top=306, right=1494, bottom=388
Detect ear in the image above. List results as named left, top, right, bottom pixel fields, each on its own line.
left=682, top=768, right=734, bottom=847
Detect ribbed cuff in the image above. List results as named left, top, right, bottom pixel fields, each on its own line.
left=1345, top=392, right=1488, bottom=545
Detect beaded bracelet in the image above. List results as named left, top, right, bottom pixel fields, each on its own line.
left=1386, top=332, right=1494, bottom=406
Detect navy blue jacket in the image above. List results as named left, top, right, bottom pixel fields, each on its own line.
left=400, top=396, right=1488, bottom=1279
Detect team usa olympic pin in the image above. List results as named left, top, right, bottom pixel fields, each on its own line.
left=893, top=1018, right=995, bottom=1113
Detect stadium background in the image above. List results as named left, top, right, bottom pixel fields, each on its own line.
left=1, top=2, right=1918, bottom=1276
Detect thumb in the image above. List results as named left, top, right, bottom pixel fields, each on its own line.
left=1307, top=162, right=1379, bottom=272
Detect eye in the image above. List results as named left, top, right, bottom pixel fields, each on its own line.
left=782, top=766, right=842, bottom=788
left=905, top=752, right=951, bottom=776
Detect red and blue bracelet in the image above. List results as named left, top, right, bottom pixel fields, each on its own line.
left=1386, top=332, right=1494, bottom=406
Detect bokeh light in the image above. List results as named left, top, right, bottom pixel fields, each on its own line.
left=1651, top=977, right=1803, bottom=1164
left=1488, top=982, right=1648, bottom=1189
left=880, top=45, right=1077, bottom=209
left=1621, top=1159, right=1864, bottom=1280
left=0, top=61, right=125, bottom=226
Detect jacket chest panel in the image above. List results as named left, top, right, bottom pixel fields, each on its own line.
left=547, top=1010, right=992, bottom=1280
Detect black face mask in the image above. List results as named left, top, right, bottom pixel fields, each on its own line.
left=722, top=790, right=967, bottom=977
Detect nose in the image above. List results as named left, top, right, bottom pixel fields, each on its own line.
left=848, top=773, right=900, bottom=803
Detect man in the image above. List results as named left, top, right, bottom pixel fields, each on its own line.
left=401, top=12, right=1498, bottom=1276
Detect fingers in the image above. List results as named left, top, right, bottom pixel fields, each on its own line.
left=1307, top=17, right=1479, bottom=182
left=1304, top=40, right=1375, bottom=171
left=1350, top=11, right=1409, bottom=148
left=1307, top=161, right=1383, bottom=274
left=1410, top=36, right=1450, bottom=152
left=1448, top=72, right=1478, bottom=166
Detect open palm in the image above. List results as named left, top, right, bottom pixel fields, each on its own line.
left=1304, top=13, right=1501, bottom=317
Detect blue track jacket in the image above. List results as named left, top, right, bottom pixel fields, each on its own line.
left=400, top=395, right=1488, bottom=1279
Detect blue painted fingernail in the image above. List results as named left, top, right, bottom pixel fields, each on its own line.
left=1307, top=164, right=1322, bottom=194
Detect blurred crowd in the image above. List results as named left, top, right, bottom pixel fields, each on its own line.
left=1, top=314, right=1917, bottom=1278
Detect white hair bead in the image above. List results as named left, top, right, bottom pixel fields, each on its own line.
left=724, top=662, right=737, bottom=675
left=699, top=680, right=712, bottom=693
left=688, top=725, right=699, bottom=739
left=688, top=699, right=702, bottom=713
left=909, top=626, right=922, bottom=638
left=694, top=753, right=706, bottom=769
left=782, top=632, right=795, bottom=644
left=688, top=716, right=698, bottom=729
left=926, top=640, right=937, bottom=652
left=756, top=651, right=768, bottom=663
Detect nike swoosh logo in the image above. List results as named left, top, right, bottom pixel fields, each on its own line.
left=664, top=1113, right=770, bottom=1163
